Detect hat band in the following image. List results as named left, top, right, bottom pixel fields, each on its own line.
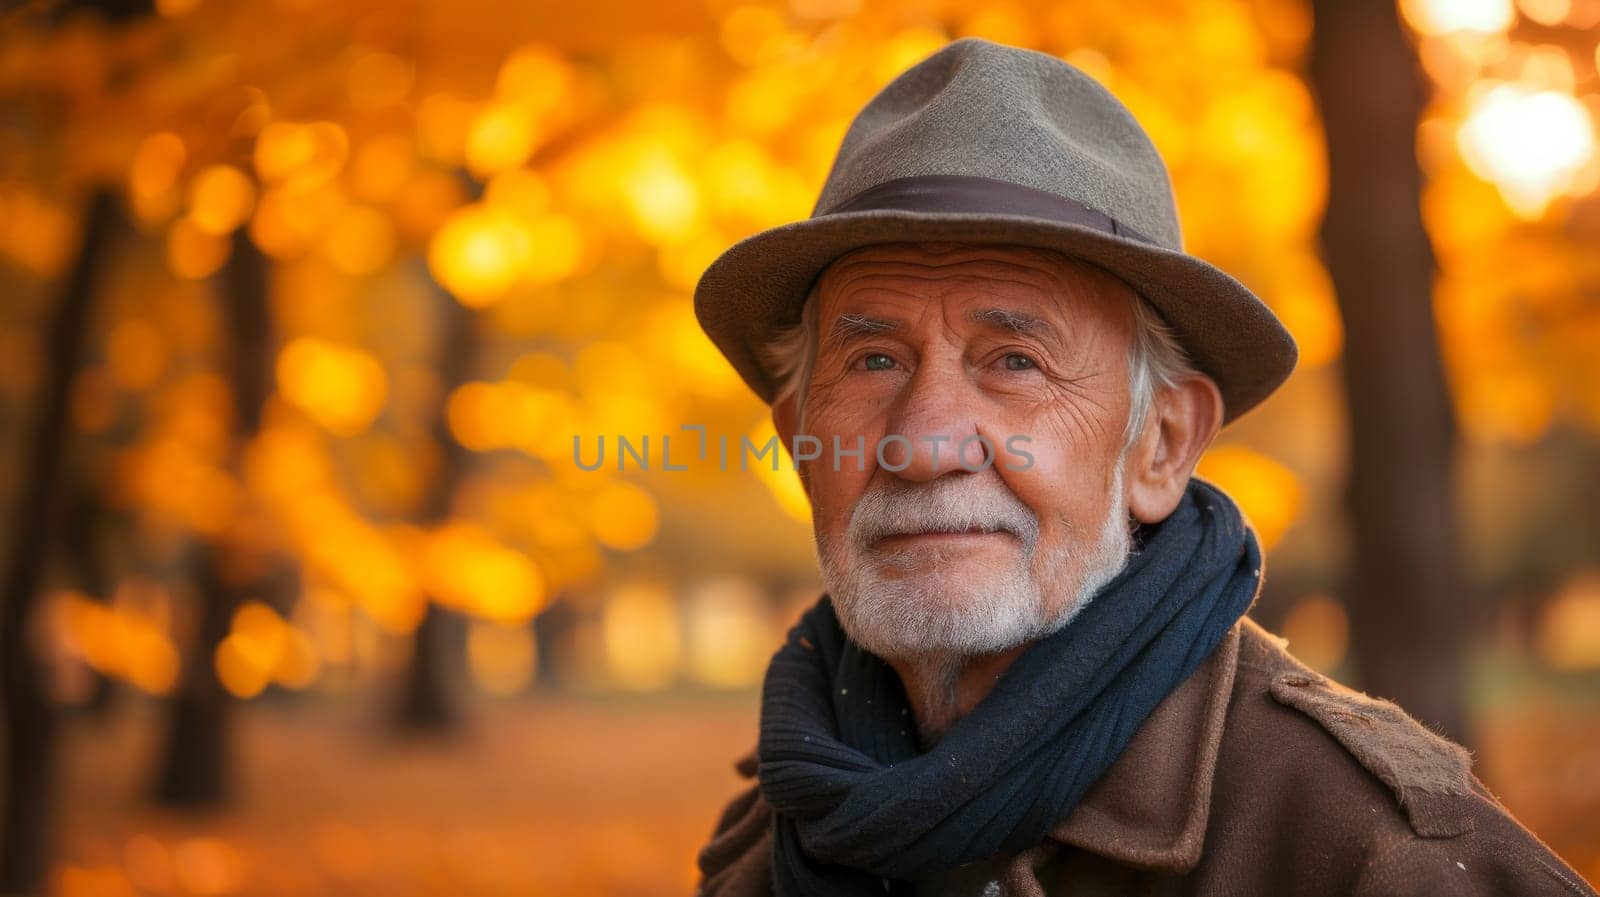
left=817, top=174, right=1158, bottom=246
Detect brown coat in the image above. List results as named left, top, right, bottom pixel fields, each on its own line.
left=696, top=616, right=1598, bottom=896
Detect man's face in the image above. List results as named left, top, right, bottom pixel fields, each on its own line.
left=796, top=241, right=1140, bottom=660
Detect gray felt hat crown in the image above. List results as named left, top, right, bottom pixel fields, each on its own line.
left=693, top=35, right=1298, bottom=426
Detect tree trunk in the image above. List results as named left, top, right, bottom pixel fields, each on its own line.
left=1, top=188, right=119, bottom=896
left=152, top=226, right=272, bottom=805
left=1309, top=0, right=1471, bottom=743
left=64, top=487, right=118, bottom=715
left=394, top=258, right=477, bottom=732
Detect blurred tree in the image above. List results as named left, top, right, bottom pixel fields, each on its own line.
left=61, top=484, right=120, bottom=715
left=1309, top=0, right=1469, bottom=743
left=394, top=256, right=478, bottom=733
left=43, top=0, right=153, bottom=25
left=151, top=225, right=272, bottom=805
left=0, top=187, right=119, bottom=896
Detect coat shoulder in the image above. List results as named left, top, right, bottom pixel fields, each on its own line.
left=1213, top=617, right=1599, bottom=896
left=1238, top=618, right=1477, bottom=839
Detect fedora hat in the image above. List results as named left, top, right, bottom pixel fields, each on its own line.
left=693, top=36, right=1298, bottom=426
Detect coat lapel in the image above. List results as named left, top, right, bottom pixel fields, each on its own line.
left=1047, top=620, right=1241, bottom=874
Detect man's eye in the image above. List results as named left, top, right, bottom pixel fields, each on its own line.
left=1003, top=353, right=1037, bottom=371
left=862, top=353, right=896, bottom=371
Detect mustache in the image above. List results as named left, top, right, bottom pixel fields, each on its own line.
left=846, top=473, right=1041, bottom=550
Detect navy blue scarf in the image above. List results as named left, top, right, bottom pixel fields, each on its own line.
left=756, top=477, right=1262, bottom=896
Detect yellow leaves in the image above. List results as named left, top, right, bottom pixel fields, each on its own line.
left=446, top=380, right=580, bottom=457
left=1189, top=0, right=1267, bottom=69
left=487, top=176, right=587, bottom=284
left=684, top=579, right=775, bottom=688
left=720, top=6, right=801, bottom=67
left=48, top=586, right=180, bottom=696
left=519, top=214, right=585, bottom=284
left=416, top=93, right=478, bottom=166
left=620, top=143, right=704, bottom=244
left=509, top=351, right=568, bottom=388
left=1457, top=82, right=1597, bottom=218
left=1279, top=593, right=1350, bottom=673
left=215, top=600, right=320, bottom=698
left=350, top=434, right=432, bottom=518
left=1518, top=43, right=1578, bottom=93
left=485, top=168, right=550, bottom=217
left=1421, top=139, right=1514, bottom=246
left=747, top=417, right=812, bottom=525
left=283, top=494, right=424, bottom=635
left=322, top=204, right=395, bottom=275
left=243, top=422, right=332, bottom=504
left=275, top=338, right=388, bottom=437
left=601, top=582, right=681, bottom=691
left=1400, top=0, right=1515, bottom=36
left=347, top=50, right=414, bottom=111
left=129, top=132, right=187, bottom=225
left=723, top=67, right=809, bottom=137
left=166, top=217, right=230, bottom=279
left=437, top=45, right=575, bottom=177
left=254, top=121, right=349, bottom=190
left=429, top=203, right=578, bottom=304
left=188, top=165, right=256, bottom=234
left=956, top=4, right=1033, bottom=48
left=1268, top=253, right=1344, bottom=369
left=0, top=187, right=77, bottom=277
left=427, top=204, right=525, bottom=302
left=1536, top=572, right=1600, bottom=671
left=872, top=27, right=950, bottom=86
left=389, top=168, right=467, bottom=246
left=1458, top=370, right=1555, bottom=445
left=701, top=138, right=810, bottom=227
left=466, top=103, right=542, bottom=178
left=588, top=481, right=659, bottom=551
left=574, top=339, right=648, bottom=402
left=1193, top=70, right=1325, bottom=241
left=656, top=227, right=733, bottom=290
left=596, top=574, right=780, bottom=691
left=419, top=522, right=548, bottom=625
left=641, top=298, right=748, bottom=396
left=497, top=45, right=575, bottom=115
left=247, top=187, right=310, bottom=259
left=114, top=374, right=241, bottom=535
left=1196, top=444, right=1303, bottom=552
left=349, top=134, right=417, bottom=204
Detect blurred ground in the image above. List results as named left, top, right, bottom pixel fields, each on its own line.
left=50, top=694, right=758, bottom=897
left=1474, top=688, right=1600, bottom=885
left=46, top=681, right=1600, bottom=896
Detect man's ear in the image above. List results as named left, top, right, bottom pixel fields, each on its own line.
left=1126, top=374, right=1224, bottom=524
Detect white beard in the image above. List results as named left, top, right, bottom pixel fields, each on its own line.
left=816, top=459, right=1133, bottom=662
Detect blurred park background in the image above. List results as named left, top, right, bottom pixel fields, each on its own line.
left=1, top=0, right=1598, bottom=893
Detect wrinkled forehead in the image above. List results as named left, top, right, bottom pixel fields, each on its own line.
left=811, top=240, right=1138, bottom=335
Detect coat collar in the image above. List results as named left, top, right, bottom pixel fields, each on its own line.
left=1046, top=619, right=1242, bottom=874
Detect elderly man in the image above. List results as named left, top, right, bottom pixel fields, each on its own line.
left=690, top=36, right=1596, bottom=897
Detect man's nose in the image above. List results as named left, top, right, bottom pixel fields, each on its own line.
left=877, top=364, right=992, bottom=480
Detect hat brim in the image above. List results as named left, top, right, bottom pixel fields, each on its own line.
left=693, top=209, right=1298, bottom=427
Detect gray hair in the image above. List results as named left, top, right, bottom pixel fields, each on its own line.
left=759, top=273, right=1201, bottom=454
